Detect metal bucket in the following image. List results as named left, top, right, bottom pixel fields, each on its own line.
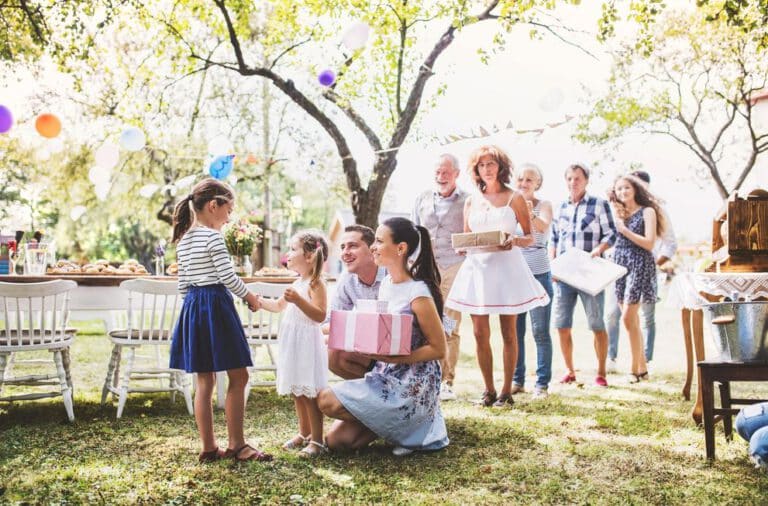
left=704, top=302, right=768, bottom=362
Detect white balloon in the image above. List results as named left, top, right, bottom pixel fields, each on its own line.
left=70, top=205, right=87, bottom=221
left=36, top=148, right=51, bottom=161
left=161, top=183, right=178, bottom=196
left=94, top=181, right=111, bottom=201
left=175, top=175, right=196, bottom=188
left=120, top=127, right=146, bottom=152
left=94, top=142, right=120, bottom=169
left=588, top=116, right=608, bottom=136
left=538, top=88, right=565, bottom=112
left=47, top=137, right=65, bottom=154
left=342, top=22, right=370, bottom=51
left=139, top=183, right=159, bottom=198
left=207, top=136, right=234, bottom=157
left=88, top=165, right=111, bottom=185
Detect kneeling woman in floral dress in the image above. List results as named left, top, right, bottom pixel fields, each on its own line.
left=317, top=217, right=449, bottom=456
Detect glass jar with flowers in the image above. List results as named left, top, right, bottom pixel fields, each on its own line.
left=223, top=219, right=263, bottom=276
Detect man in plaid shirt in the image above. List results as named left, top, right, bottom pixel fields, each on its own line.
left=550, top=164, right=616, bottom=387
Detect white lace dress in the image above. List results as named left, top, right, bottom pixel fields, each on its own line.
left=276, top=278, right=329, bottom=397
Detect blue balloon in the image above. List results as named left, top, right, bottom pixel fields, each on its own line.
left=208, top=154, right=235, bottom=180
left=735, top=402, right=768, bottom=442
left=749, top=425, right=768, bottom=471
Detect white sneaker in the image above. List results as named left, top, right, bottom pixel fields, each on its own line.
left=532, top=387, right=548, bottom=400
left=607, top=358, right=618, bottom=374
left=439, top=383, right=456, bottom=401
left=392, top=446, right=414, bottom=457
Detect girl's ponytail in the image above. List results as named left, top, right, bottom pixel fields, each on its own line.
left=409, top=225, right=444, bottom=317
left=294, top=230, right=329, bottom=287
left=172, top=196, right=193, bottom=243
left=310, top=242, right=326, bottom=287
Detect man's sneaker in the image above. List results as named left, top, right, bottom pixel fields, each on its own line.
left=532, top=387, right=548, bottom=400
left=392, top=446, right=414, bottom=457
left=439, top=383, right=457, bottom=401
left=607, top=358, right=618, bottom=374
left=510, top=384, right=526, bottom=394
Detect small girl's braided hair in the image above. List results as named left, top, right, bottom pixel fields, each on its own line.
left=292, top=230, right=329, bottom=286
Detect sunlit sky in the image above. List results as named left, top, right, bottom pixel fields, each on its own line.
left=4, top=1, right=768, bottom=244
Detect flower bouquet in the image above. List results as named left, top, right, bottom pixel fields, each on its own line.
left=223, top=219, right=263, bottom=276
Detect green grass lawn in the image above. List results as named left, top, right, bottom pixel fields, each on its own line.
left=2, top=299, right=768, bottom=504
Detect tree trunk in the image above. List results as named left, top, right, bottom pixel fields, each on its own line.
left=353, top=156, right=397, bottom=229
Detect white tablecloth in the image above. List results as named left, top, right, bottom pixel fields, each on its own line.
left=666, top=272, right=768, bottom=309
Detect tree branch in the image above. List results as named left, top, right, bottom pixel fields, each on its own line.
left=322, top=89, right=383, bottom=152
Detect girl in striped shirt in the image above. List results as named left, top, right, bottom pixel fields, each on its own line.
left=169, top=177, right=271, bottom=463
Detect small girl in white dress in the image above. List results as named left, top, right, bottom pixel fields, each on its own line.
left=257, top=230, right=329, bottom=457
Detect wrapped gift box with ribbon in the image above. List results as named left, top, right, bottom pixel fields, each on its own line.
left=451, top=230, right=507, bottom=250
left=328, top=301, right=412, bottom=355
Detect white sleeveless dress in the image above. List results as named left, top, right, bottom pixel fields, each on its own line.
left=275, top=278, right=329, bottom=397
left=446, top=198, right=550, bottom=315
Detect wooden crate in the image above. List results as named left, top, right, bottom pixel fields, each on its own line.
left=728, top=199, right=768, bottom=255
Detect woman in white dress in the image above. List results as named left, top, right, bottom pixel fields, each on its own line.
left=446, top=145, right=550, bottom=407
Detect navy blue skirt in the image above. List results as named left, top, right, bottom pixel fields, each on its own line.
left=169, top=284, right=253, bottom=373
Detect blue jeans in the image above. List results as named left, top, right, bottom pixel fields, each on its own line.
left=513, top=272, right=553, bottom=389
left=606, top=284, right=657, bottom=362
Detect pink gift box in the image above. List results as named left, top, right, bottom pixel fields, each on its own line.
left=328, top=310, right=412, bottom=355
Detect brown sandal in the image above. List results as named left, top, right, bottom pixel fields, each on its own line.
left=224, top=443, right=273, bottom=462
left=198, top=447, right=225, bottom=463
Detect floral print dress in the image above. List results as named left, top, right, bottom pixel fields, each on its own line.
left=614, top=208, right=657, bottom=304
left=331, top=276, right=449, bottom=451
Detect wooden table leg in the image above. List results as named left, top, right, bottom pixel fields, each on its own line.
left=682, top=309, right=694, bottom=401
left=691, top=309, right=705, bottom=425
left=700, top=364, right=716, bottom=459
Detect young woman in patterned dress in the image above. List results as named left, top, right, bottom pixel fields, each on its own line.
left=609, top=175, right=666, bottom=382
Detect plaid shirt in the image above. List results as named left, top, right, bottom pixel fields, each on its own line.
left=551, top=193, right=616, bottom=256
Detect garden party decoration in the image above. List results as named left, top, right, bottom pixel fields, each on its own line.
left=119, top=127, right=146, bottom=152
left=0, top=105, right=13, bottom=133
left=342, top=22, right=370, bottom=51
left=94, top=142, right=120, bottom=169
left=209, top=154, right=235, bottom=180
left=318, top=69, right=336, bottom=87
left=35, top=113, right=62, bottom=138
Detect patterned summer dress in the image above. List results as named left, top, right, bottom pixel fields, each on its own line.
left=330, top=276, right=449, bottom=451
left=613, top=208, right=657, bottom=304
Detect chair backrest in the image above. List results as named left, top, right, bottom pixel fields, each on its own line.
left=120, top=279, right=181, bottom=341
left=0, top=280, right=77, bottom=348
left=239, top=282, right=286, bottom=341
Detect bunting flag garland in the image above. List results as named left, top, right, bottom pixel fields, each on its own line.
left=433, top=114, right=575, bottom=146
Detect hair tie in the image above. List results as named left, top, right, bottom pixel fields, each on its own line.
left=407, top=228, right=422, bottom=267
left=187, top=194, right=194, bottom=202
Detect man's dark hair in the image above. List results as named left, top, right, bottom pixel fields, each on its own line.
left=565, top=163, right=590, bottom=180
left=344, top=225, right=375, bottom=246
left=631, top=170, right=651, bottom=184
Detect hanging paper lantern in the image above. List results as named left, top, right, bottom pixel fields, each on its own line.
left=207, top=136, right=233, bottom=157
left=0, top=105, right=13, bottom=133
left=342, top=22, right=370, bottom=51
left=208, top=154, right=235, bottom=180
left=318, top=69, right=336, bottom=87
left=69, top=205, right=87, bottom=221
left=94, top=142, right=120, bottom=169
left=35, top=113, right=62, bottom=138
left=94, top=181, right=111, bottom=201
left=119, top=127, right=146, bottom=152
left=88, top=165, right=111, bottom=185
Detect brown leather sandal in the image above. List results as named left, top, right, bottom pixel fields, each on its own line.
left=480, top=390, right=497, bottom=407
left=224, top=444, right=273, bottom=462
left=198, top=447, right=225, bottom=463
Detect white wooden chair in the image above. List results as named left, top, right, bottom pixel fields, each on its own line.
left=0, top=280, right=78, bottom=421
left=101, top=279, right=193, bottom=418
left=216, top=282, right=285, bottom=407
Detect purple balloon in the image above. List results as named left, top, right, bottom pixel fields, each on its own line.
left=0, top=105, right=13, bottom=134
left=318, top=69, right=336, bottom=87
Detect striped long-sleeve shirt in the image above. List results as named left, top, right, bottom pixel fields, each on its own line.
left=176, top=226, right=248, bottom=299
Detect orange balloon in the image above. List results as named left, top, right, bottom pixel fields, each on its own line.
left=246, top=153, right=259, bottom=165
left=35, top=113, right=62, bottom=138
